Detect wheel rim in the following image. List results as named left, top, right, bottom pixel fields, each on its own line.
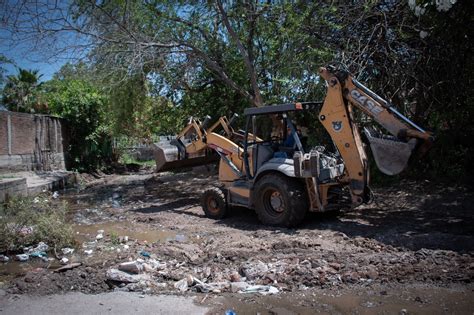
left=206, top=196, right=220, bottom=215
left=263, top=188, right=285, bottom=215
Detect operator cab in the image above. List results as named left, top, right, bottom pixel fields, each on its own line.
left=242, top=102, right=323, bottom=180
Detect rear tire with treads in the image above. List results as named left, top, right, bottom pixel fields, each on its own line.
left=201, top=186, right=228, bottom=219
left=254, top=174, right=308, bottom=227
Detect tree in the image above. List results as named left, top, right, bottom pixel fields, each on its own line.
left=44, top=78, right=111, bottom=171
left=2, top=68, right=44, bottom=112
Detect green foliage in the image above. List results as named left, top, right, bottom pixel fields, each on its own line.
left=0, top=194, right=74, bottom=253
left=2, top=68, right=47, bottom=113
left=6, top=0, right=468, bottom=182
left=44, top=78, right=112, bottom=171
left=109, top=231, right=120, bottom=245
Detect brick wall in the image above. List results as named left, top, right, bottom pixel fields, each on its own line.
left=0, top=111, right=66, bottom=172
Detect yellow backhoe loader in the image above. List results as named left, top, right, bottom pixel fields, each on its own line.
left=153, top=65, right=434, bottom=227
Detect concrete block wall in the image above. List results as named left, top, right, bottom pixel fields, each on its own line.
left=0, top=178, right=27, bottom=201
left=0, top=111, right=66, bottom=173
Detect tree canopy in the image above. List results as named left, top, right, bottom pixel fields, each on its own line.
left=0, top=0, right=472, bottom=181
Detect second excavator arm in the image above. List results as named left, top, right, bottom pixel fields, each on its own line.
left=318, top=66, right=433, bottom=205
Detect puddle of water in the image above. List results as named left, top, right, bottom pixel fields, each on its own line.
left=216, top=287, right=474, bottom=315
left=73, top=221, right=181, bottom=243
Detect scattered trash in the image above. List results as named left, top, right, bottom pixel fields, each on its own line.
left=0, top=255, right=9, bottom=262
left=61, top=248, right=75, bottom=255
left=29, top=251, right=47, bottom=260
left=174, top=278, right=189, bottom=292
left=119, top=236, right=129, bottom=243
left=60, top=257, right=69, bottom=265
left=84, top=249, right=93, bottom=255
left=52, top=191, right=60, bottom=199
left=140, top=251, right=151, bottom=258
left=112, top=200, right=121, bottom=208
left=15, top=254, right=29, bottom=262
left=123, top=245, right=130, bottom=250
left=54, top=263, right=82, bottom=273
left=240, top=285, right=279, bottom=295
left=225, top=310, right=237, bottom=315
left=31, top=242, right=49, bottom=253
left=96, top=233, right=104, bottom=240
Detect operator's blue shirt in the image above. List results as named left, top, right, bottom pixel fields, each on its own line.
left=283, top=131, right=295, bottom=147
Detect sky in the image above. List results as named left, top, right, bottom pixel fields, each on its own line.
left=0, top=28, right=69, bottom=82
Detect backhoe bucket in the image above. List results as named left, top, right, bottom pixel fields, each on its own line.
left=364, top=128, right=416, bottom=176
left=152, top=139, right=218, bottom=172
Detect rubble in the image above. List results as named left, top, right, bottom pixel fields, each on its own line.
left=240, top=260, right=269, bottom=280
left=106, top=269, right=150, bottom=284
left=118, top=261, right=143, bottom=274
left=4, top=171, right=472, bottom=303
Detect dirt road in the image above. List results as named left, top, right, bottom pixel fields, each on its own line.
left=1, top=168, right=473, bottom=313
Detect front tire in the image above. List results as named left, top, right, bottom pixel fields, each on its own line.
left=201, top=187, right=228, bottom=219
left=254, top=174, right=308, bottom=227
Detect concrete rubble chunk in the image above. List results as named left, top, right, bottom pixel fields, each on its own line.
left=106, top=269, right=150, bottom=283
left=118, top=261, right=143, bottom=274
left=240, top=259, right=269, bottom=280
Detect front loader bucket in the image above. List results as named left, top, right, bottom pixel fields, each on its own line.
left=152, top=139, right=218, bottom=172
left=364, top=128, right=416, bottom=176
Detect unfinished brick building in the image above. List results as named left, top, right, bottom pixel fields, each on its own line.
left=0, top=111, right=66, bottom=173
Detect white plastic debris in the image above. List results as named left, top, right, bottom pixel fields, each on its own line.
left=52, top=191, right=60, bottom=199
left=33, top=242, right=49, bottom=252
left=61, top=248, right=75, bottom=255
left=60, top=257, right=69, bottom=265
left=174, top=278, right=189, bottom=292
left=240, top=285, right=279, bottom=295
left=0, top=254, right=10, bottom=262
left=84, top=249, right=93, bottom=255
left=96, top=233, right=104, bottom=240
left=16, top=254, right=29, bottom=262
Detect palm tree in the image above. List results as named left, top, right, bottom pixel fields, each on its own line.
left=2, top=68, right=43, bottom=112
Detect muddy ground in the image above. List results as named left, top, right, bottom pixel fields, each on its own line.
left=1, top=167, right=473, bottom=314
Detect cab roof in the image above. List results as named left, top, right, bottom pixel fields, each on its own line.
left=243, top=102, right=322, bottom=116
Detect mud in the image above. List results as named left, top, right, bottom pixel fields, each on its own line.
left=1, top=168, right=473, bottom=313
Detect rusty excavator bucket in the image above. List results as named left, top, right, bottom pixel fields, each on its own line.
left=152, top=116, right=224, bottom=172
left=364, top=127, right=416, bottom=176
left=152, top=137, right=219, bottom=172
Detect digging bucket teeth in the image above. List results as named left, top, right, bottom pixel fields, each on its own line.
left=364, top=127, right=416, bottom=176
left=152, top=138, right=218, bottom=172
